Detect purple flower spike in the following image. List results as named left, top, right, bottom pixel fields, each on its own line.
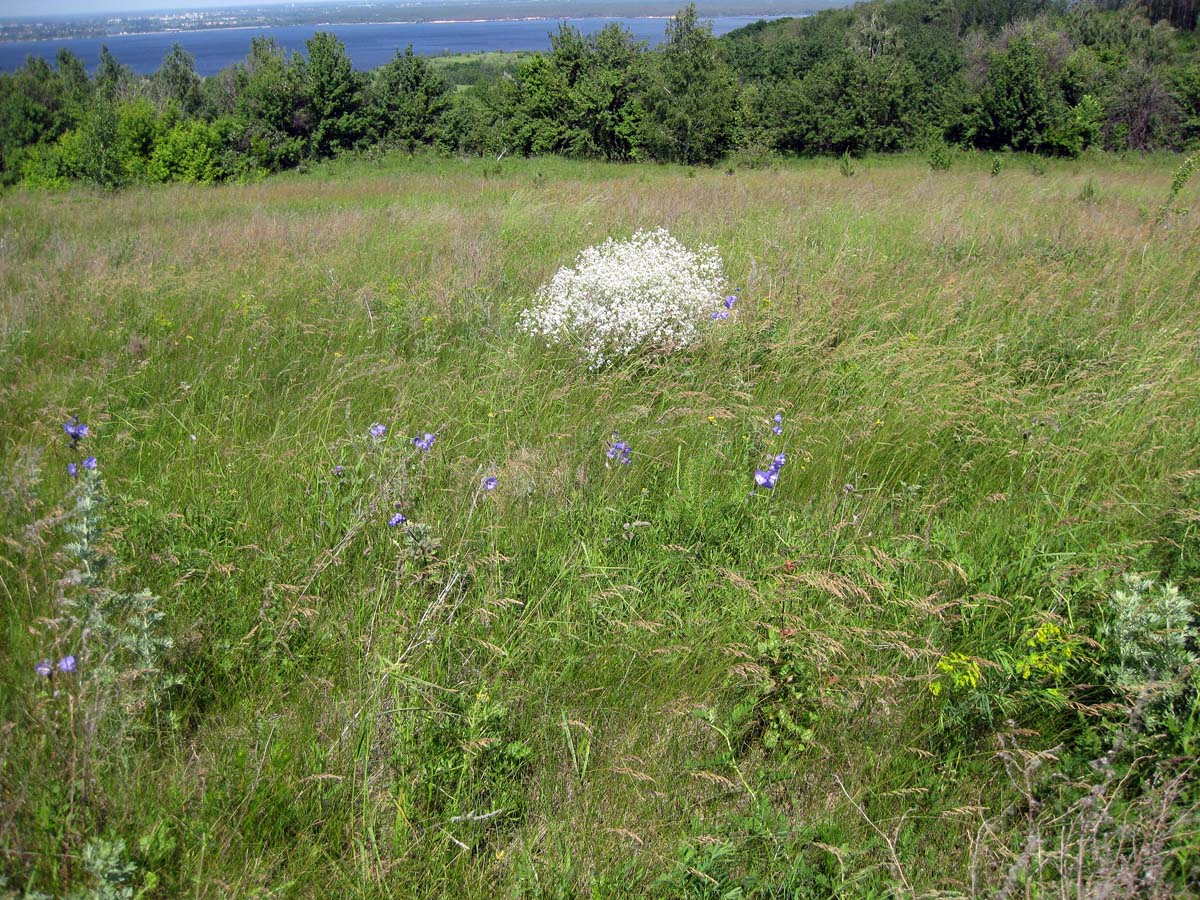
left=35, top=659, right=52, bottom=678
left=724, top=295, right=738, bottom=310
left=413, top=433, right=436, bottom=452
left=58, top=655, right=77, bottom=673
left=483, top=476, right=498, bottom=491
left=369, top=423, right=387, bottom=439
left=388, top=513, right=407, bottom=527
left=67, top=462, right=78, bottom=478
left=754, top=469, right=779, bottom=489
left=82, top=457, right=97, bottom=471
left=64, top=417, right=88, bottom=445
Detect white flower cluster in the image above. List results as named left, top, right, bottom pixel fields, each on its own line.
left=519, top=228, right=727, bottom=369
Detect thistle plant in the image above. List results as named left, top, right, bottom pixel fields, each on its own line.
left=518, top=228, right=729, bottom=369
left=1097, top=574, right=1198, bottom=730
left=60, top=465, right=180, bottom=730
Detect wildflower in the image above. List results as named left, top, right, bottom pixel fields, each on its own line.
left=518, top=228, right=727, bottom=369
left=35, top=659, right=52, bottom=678
left=483, top=476, right=498, bottom=491
left=58, top=655, right=76, bottom=673
left=388, top=513, right=407, bottom=527
left=754, top=468, right=779, bottom=489
left=369, top=423, right=387, bottom=439
left=606, top=431, right=632, bottom=465
left=413, top=433, right=436, bottom=452
left=724, top=295, right=737, bottom=310
left=772, top=452, right=786, bottom=470
left=63, top=417, right=88, bottom=445
left=711, top=309, right=729, bottom=320
left=67, top=462, right=78, bottom=478
left=82, top=456, right=97, bottom=471
left=333, top=465, right=345, bottom=476
left=772, top=413, right=783, bottom=436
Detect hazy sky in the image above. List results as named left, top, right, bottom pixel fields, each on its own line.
left=3, top=0, right=433, bottom=17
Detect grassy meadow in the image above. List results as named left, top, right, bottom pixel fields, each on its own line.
left=1, top=151, right=1198, bottom=898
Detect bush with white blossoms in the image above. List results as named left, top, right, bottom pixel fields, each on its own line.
left=519, top=228, right=729, bottom=369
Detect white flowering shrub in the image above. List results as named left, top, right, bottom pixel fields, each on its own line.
left=519, top=228, right=728, bottom=369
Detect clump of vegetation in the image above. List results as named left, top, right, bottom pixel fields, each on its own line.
left=518, top=228, right=730, bottom=369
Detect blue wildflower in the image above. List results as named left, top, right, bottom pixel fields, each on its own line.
left=35, top=659, right=52, bottom=678
left=82, top=456, right=97, bottom=471
left=369, top=423, right=387, bottom=439
left=606, top=432, right=632, bottom=465
left=67, top=462, right=78, bottom=478
left=711, top=309, right=729, bottom=320
left=63, top=417, right=88, bottom=445
left=724, top=295, right=737, bottom=310
left=413, top=433, right=436, bottom=452
left=772, top=413, right=783, bottom=435
left=772, top=452, right=786, bottom=470
left=58, top=655, right=76, bottom=673
left=388, top=513, right=407, bottom=527
left=483, top=476, right=498, bottom=491
left=754, top=468, right=779, bottom=489
left=333, top=465, right=345, bottom=477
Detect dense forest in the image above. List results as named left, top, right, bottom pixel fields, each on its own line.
left=1, top=0, right=1198, bottom=186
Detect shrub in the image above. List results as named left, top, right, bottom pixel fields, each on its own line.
left=928, top=142, right=952, bottom=171
left=518, top=227, right=728, bottom=369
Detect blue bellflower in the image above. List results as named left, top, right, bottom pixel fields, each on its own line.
left=606, top=432, right=632, bottom=465
left=63, top=417, right=88, bottom=445
left=388, top=513, right=407, bottom=527
left=58, top=655, right=77, bottom=673
left=369, top=423, right=387, bottom=439
left=483, top=476, right=498, bottom=491
left=413, top=433, right=436, bottom=452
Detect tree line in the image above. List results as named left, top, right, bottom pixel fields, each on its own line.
left=1, top=0, right=1197, bottom=187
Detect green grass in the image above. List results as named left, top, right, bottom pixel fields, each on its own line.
left=1, top=151, right=1198, bottom=898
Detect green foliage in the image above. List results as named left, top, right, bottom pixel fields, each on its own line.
left=149, top=43, right=203, bottom=116
left=147, top=118, right=223, bottom=183
left=69, top=838, right=136, bottom=900
left=1097, top=574, right=1199, bottom=731
left=970, top=36, right=1052, bottom=151
left=367, top=45, right=449, bottom=149
left=927, top=141, right=953, bottom=170
left=639, top=5, right=735, bottom=164
left=299, top=32, right=367, bottom=158
left=838, top=149, right=855, bottom=176
left=58, top=101, right=127, bottom=187
left=1043, top=95, right=1103, bottom=157
left=1154, top=152, right=1197, bottom=226
left=729, top=629, right=820, bottom=756
left=929, top=652, right=981, bottom=697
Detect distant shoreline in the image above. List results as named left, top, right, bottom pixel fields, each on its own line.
left=0, top=12, right=786, bottom=43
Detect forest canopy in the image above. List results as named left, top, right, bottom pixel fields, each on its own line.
left=1, top=0, right=1197, bottom=187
